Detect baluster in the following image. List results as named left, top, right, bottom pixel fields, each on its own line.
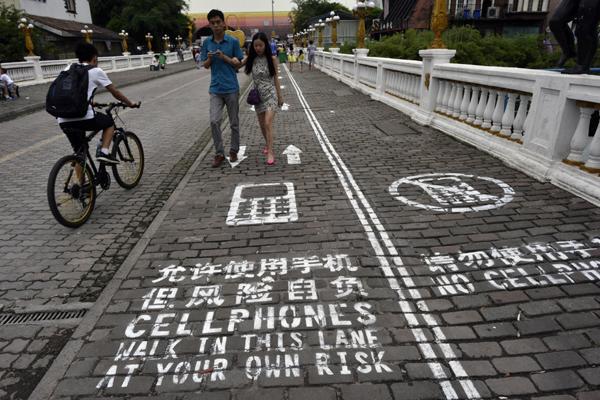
left=436, top=81, right=446, bottom=112
left=409, top=75, right=416, bottom=102
left=394, top=73, right=401, bottom=97
left=411, top=75, right=418, bottom=103
left=499, top=92, right=518, bottom=137
left=452, top=83, right=463, bottom=118
left=459, top=84, right=471, bottom=120
left=564, top=104, right=594, bottom=165
left=442, top=81, right=453, bottom=114
left=510, top=94, right=530, bottom=142
left=399, top=74, right=407, bottom=99
left=414, top=76, right=421, bottom=104
left=445, top=82, right=456, bottom=115
left=482, top=89, right=497, bottom=129
left=490, top=90, right=506, bottom=133
left=390, top=72, right=397, bottom=96
left=582, top=117, right=600, bottom=173
left=474, top=87, right=488, bottom=126
left=467, top=86, right=479, bottom=123
left=406, top=75, right=413, bottom=102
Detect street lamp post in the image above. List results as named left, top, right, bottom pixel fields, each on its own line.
left=81, top=25, right=93, bottom=44
left=145, top=33, right=153, bottom=54
left=18, top=18, right=35, bottom=57
left=176, top=35, right=182, bottom=48
left=162, top=35, right=170, bottom=53
left=119, top=30, right=129, bottom=55
left=428, top=0, right=449, bottom=49
left=315, top=20, right=325, bottom=49
left=272, top=0, right=275, bottom=38
left=308, top=25, right=315, bottom=44
left=326, top=12, right=340, bottom=49
left=352, top=2, right=375, bottom=50
left=188, top=17, right=196, bottom=49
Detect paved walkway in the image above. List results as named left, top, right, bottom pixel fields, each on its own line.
left=1, top=64, right=600, bottom=400
left=0, top=59, right=197, bottom=122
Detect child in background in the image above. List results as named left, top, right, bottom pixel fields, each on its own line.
left=298, top=50, right=304, bottom=73
left=0, top=69, right=17, bottom=100
left=288, top=47, right=296, bottom=71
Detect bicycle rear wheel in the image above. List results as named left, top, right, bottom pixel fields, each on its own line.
left=47, top=155, right=96, bottom=228
left=112, top=131, right=144, bottom=189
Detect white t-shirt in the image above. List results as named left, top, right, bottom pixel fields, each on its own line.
left=57, top=63, right=112, bottom=123
left=0, top=73, right=14, bottom=85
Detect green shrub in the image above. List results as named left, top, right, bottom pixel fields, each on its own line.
left=336, top=25, right=594, bottom=70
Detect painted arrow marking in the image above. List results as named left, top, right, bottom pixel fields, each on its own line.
left=283, top=145, right=302, bottom=164
left=226, top=145, right=248, bottom=168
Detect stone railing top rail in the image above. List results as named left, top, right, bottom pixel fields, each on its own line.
left=3, top=50, right=191, bottom=85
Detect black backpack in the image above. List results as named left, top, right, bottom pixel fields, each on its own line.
left=46, top=64, right=96, bottom=118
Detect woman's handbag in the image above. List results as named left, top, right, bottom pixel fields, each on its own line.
left=247, top=88, right=261, bottom=105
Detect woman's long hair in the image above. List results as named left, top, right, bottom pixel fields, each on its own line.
left=245, top=32, right=276, bottom=77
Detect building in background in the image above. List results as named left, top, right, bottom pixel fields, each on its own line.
left=2, top=0, right=127, bottom=59
left=370, top=0, right=557, bottom=40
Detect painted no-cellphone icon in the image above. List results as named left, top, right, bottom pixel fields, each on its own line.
left=389, top=173, right=514, bottom=213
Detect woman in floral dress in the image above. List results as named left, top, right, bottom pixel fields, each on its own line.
left=240, top=32, right=283, bottom=165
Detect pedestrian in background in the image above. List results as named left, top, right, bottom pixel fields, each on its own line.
left=239, top=32, right=283, bottom=165
left=307, top=40, right=317, bottom=71
left=195, top=51, right=202, bottom=69
left=288, top=46, right=296, bottom=71
left=177, top=47, right=184, bottom=62
left=298, top=50, right=304, bottom=73
left=201, top=9, right=244, bottom=168
left=0, top=68, right=17, bottom=99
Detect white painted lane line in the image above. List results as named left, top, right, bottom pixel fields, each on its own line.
left=283, top=64, right=480, bottom=399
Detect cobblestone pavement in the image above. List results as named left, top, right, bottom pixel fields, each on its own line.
left=0, top=59, right=197, bottom=122
left=3, top=63, right=600, bottom=400
left=0, top=67, right=250, bottom=398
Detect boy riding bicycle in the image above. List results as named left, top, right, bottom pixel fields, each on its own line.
left=56, top=42, right=136, bottom=164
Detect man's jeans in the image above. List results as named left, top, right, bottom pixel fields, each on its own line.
left=209, top=91, right=240, bottom=156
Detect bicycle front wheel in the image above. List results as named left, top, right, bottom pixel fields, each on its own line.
left=47, top=155, right=96, bottom=228
left=112, top=131, right=144, bottom=189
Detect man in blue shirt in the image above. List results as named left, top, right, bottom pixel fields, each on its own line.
left=201, top=9, right=244, bottom=167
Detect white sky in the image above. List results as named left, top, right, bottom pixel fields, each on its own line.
left=187, top=0, right=363, bottom=14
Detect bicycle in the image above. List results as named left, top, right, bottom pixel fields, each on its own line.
left=47, top=102, right=144, bottom=228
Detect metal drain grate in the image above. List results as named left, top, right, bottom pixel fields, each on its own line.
left=0, top=309, right=87, bottom=325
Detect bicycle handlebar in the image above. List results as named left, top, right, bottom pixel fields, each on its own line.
left=94, top=101, right=141, bottom=114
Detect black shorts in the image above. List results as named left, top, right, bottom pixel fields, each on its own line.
left=59, top=113, right=114, bottom=153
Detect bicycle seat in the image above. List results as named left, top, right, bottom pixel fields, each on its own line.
left=61, top=128, right=86, bottom=136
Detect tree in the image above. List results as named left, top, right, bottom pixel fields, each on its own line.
left=0, top=4, right=55, bottom=62
left=89, top=0, right=194, bottom=50
left=290, top=0, right=351, bottom=32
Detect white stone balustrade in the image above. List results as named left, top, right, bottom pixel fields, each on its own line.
left=314, top=48, right=600, bottom=206
left=3, top=50, right=192, bottom=86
